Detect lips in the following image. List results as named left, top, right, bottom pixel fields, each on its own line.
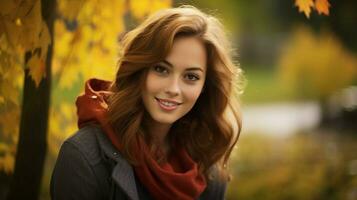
left=155, top=97, right=182, bottom=111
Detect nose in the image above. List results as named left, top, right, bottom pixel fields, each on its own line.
left=165, top=76, right=180, bottom=97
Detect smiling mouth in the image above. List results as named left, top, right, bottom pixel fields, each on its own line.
left=155, top=97, right=182, bottom=111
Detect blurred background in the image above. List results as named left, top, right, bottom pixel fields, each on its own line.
left=0, top=0, right=356, bottom=199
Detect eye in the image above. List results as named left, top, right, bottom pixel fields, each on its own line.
left=185, top=73, right=200, bottom=81
left=153, top=65, right=168, bottom=74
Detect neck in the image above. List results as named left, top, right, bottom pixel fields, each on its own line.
left=143, top=116, right=172, bottom=155
left=150, top=124, right=171, bottom=144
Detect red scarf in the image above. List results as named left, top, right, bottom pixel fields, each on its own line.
left=76, top=78, right=207, bottom=200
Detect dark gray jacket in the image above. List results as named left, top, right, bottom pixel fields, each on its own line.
left=50, top=124, right=227, bottom=200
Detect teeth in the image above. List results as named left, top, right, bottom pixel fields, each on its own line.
left=161, top=101, right=176, bottom=107
left=157, top=99, right=178, bottom=107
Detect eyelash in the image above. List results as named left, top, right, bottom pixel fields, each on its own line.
left=153, top=65, right=168, bottom=74
left=186, top=74, right=200, bottom=81
left=152, top=65, right=200, bottom=81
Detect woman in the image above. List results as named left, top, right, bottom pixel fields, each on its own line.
left=50, top=5, right=243, bottom=200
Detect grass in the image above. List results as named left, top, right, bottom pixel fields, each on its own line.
left=226, top=129, right=357, bottom=200
left=241, top=67, right=298, bottom=104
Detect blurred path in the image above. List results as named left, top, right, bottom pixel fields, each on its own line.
left=242, top=102, right=321, bottom=136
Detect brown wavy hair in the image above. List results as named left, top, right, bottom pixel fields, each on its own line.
left=107, top=5, right=243, bottom=181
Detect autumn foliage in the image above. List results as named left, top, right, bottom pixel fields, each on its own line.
left=295, top=0, right=330, bottom=18
left=0, top=0, right=171, bottom=176
left=2, top=1, right=354, bottom=200
left=278, top=26, right=357, bottom=100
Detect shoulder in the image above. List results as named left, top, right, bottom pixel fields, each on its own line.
left=63, top=124, right=103, bottom=165
left=65, top=124, right=101, bottom=147
left=50, top=125, right=106, bottom=199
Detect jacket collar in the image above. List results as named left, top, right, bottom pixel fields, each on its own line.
left=93, top=125, right=140, bottom=200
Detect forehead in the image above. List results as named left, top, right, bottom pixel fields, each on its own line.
left=165, top=37, right=207, bottom=71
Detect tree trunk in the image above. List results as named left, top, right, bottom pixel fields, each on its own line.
left=6, top=0, right=55, bottom=199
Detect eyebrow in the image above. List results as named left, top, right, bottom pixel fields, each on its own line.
left=161, top=60, right=204, bottom=72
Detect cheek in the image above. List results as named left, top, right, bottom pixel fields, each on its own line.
left=145, top=73, right=163, bottom=94
left=183, top=85, right=203, bottom=103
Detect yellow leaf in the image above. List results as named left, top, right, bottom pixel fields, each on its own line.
left=19, top=0, right=42, bottom=51
left=0, top=142, right=9, bottom=152
left=13, top=0, right=38, bottom=19
left=0, top=29, right=13, bottom=52
left=60, top=103, right=75, bottom=120
left=130, top=0, right=171, bottom=20
left=151, top=0, right=172, bottom=14
left=2, top=18, right=23, bottom=50
left=38, top=21, right=51, bottom=60
left=1, top=0, right=42, bottom=53
left=58, top=63, right=81, bottom=89
left=0, top=0, right=19, bottom=16
left=0, top=107, right=20, bottom=138
left=278, top=26, right=357, bottom=99
left=130, top=0, right=150, bottom=20
left=58, top=0, right=86, bottom=21
left=315, top=0, right=330, bottom=15
left=0, top=47, right=23, bottom=105
left=15, top=18, right=22, bottom=26
left=295, top=0, right=314, bottom=18
left=0, top=0, right=34, bottom=23
left=23, top=20, right=50, bottom=88
left=0, top=78, right=21, bottom=106
left=27, top=54, right=45, bottom=87
left=0, top=96, right=4, bottom=105
left=3, top=152, right=15, bottom=174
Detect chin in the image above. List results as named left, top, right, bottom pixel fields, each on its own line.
left=152, top=115, right=177, bottom=125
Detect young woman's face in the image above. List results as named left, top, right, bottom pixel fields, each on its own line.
left=142, top=36, right=207, bottom=125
